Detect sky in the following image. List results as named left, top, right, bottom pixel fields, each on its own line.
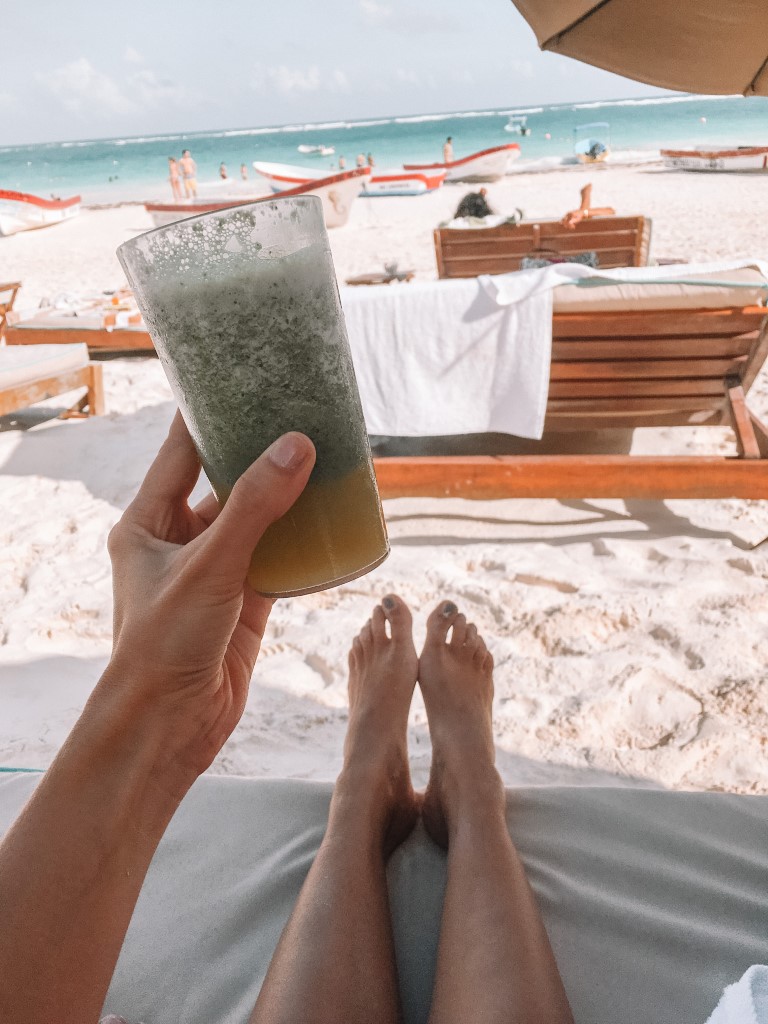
left=3, top=0, right=675, bottom=145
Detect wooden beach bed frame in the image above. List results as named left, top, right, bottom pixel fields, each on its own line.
left=434, top=215, right=652, bottom=279
left=0, top=348, right=105, bottom=419
left=373, top=300, right=768, bottom=501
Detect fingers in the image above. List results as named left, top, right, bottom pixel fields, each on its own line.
left=195, top=432, right=316, bottom=584
left=129, top=411, right=202, bottom=529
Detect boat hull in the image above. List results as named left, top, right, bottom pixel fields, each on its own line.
left=660, top=147, right=768, bottom=172
left=145, top=168, right=370, bottom=229
left=0, top=190, right=81, bottom=236
left=403, top=144, right=520, bottom=182
left=362, top=170, right=445, bottom=196
left=252, top=161, right=444, bottom=196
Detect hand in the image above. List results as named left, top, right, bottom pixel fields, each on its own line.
left=101, top=411, right=315, bottom=783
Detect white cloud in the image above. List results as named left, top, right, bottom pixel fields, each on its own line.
left=124, top=46, right=144, bottom=64
left=359, top=0, right=392, bottom=23
left=395, top=67, right=420, bottom=86
left=252, top=65, right=350, bottom=95
left=508, top=59, right=535, bottom=79
left=36, top=58, right=137, bottom=116
left=0, top=92, right=15, bottom=110
left=129, top=69, right=189, bottom=106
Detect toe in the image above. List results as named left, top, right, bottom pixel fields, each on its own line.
left=473, top=637, right=487, bottom=665
left=371, top=605, right=387, bottom=643
left=464, top=622, right=478, bottom=649
left=382, top=593, right=413, bottom=644
left=360, top=621, right=374, bottom=652
left=425, top=600, right=459, bottom=645
left=449, top=613, right=467, bottom=648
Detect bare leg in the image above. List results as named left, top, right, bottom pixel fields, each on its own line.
left=420, top=602, right=573, bottom=1024
left=250, top=594, right=420, bottom=1024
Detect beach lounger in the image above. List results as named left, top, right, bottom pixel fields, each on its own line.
left=0, top=280, right=21, bottom=341
left=0, top=343, right=105, bottom=419
left=373, top=270, right=768, bottom=500
left=434, top=215, right=652, bottom=278
left=2, top=770, right=766, bottom=1024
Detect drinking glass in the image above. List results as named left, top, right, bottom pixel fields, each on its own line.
left=118, top=196, right=388, bottom=596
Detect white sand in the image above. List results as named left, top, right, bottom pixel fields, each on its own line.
left=2, top=165, right=768, bottom=793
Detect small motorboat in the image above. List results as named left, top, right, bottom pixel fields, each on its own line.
left=144, top=168, right=370, bottom=230
left=297, top=144, right=335, bottom=156
left=660, top=145, right=768, bottom=172
left=505, top=115, right=531, bottom=136
left=573, top=123, right=611, bottom=164
left=252, top=160, right=445, bottom=197
left=0, top=190, right=81, bottom=236
left=402, top=144, right=520, bottom=182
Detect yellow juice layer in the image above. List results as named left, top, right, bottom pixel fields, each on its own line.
left=245, top=463, right=388, bottom=596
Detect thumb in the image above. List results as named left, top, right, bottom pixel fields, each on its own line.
left=197, top=432, right=316, bottom=583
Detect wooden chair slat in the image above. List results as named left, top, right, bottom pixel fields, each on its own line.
left=551, top=336, right=756, bottom=360
left=553, top=309, right=765, bottom=338
left=547, top=396, right=724, bottom=413
left=549, top=379, right=726, bottom=399
left=550, top=357, right=747, bottom=381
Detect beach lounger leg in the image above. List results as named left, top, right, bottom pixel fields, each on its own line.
left=87, top=362, right=105, bottom=416
left=60, top=363, right=105, bottom=418
left=726, top=378, right=761, bottom=459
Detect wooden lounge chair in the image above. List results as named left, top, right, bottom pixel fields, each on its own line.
left=434, top=215, right=652, bottom=279
left=0, top=343, right=105, bottom=419
left=0, top=281, right=22, bottom=341
left=373, top=272, right=768, bottom=501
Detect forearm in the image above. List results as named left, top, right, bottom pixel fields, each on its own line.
left=0, top=673, right=189, bottom=1024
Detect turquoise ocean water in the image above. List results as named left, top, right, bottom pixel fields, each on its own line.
left=2, top=95, right=768, bottom=205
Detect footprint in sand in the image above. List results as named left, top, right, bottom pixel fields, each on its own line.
left=514, top=573, right=579, bottom=595
left=727, top=557, right=755, bottom=576
left=304, top=652, right=336, bottom=687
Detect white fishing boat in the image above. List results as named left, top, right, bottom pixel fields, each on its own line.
left=505, top=115, right=531, bottom=136
left=573, top=122, right=611, bottom=164
left=0, top=190, right=81, bottom=236
left=297, top=144, right=335, bottom=156
left=660, top=145, right=768, bottom=172
left=402, top=144, right=520, bottom=182
left=252, top=160, right=445, bottom=196
left=144, top=168, right=369, bottom=230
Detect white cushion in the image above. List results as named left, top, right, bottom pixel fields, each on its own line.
left=0, top=343, right=89, bottom=390
left=2, top=773, right=767, bottom=1024
left=553, top=267, right=768, bottom=313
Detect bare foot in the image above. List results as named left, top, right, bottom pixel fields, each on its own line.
left=334, top=594, right=420, bottom=856
left=419, top=601, right=504, bottom=848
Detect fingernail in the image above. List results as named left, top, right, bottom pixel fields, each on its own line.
left=383, top=596, right=395, bottom=610
left=266, top=433, right=312, bottom=471
left=442, top=601, right=457, bottom=618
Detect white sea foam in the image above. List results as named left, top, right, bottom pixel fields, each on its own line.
left=571, top=95, right=737, bottom=110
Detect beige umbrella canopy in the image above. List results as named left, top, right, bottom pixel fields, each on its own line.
left=511, top=0, right=768, bottom=96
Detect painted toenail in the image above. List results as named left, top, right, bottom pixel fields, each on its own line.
left=442, top=601, right=458, bottom=617
left=383, top=596, right=396, bottom=610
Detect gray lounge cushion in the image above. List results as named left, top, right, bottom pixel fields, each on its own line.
left=1, top=772, right=767, bottom=1024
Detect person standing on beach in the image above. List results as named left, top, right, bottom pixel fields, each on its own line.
left=180, top=149, right=198, bottom=199
left=240, top=163, right=248, bottom=181
left=219, top=162, right=229, bottom=180
left=443, top=136, right=454, bottom=163
left=367, top=152, right=375, bottom=167
left=338, top=155, right=346, bottom=170
left=168, top=157, right=182, bottom=201
left=356, top=153, right=366, bottom=168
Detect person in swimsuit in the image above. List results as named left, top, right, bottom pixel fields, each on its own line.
left=240, top=163, right=249, bottom=181
left=0, top=416, right=573, bottom=1024
left=168, top=156, right=182, bottom=201
left=443, top=136, right=454, bottom=163
left=180, top=149, right=197, bottom=198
